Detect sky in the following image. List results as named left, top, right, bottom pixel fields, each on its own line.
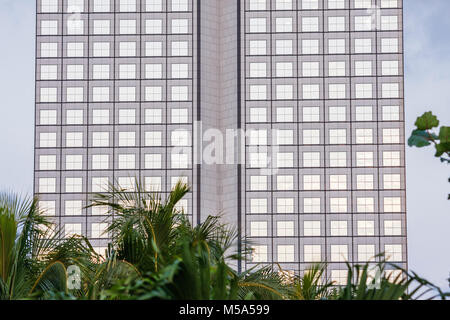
left=0, top=0, right=448, bottom=290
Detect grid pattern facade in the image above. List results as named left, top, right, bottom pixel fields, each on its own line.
left=35, top=0, right=196, bottom=253
left=241, top=0, right=407, bottom=280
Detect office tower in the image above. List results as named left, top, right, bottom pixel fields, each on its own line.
left=35, top=0, right=407, bottom=281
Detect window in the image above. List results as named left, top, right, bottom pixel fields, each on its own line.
left=302, top=17, right=319, bottom=32
left=276, top=85, right=293, bottom=100
left=383, top=105, right=400, bottom=121
left=65, top=224, right=82, bottom=238
left=356, top=128, right=373, bottom=144
left=146, top=0, right=162, bottom=11
left=93, top=42, right=109, bottom=57
left=358, top=220, right=375, bottom=236
left=118, top=87, right=136, bottom=102
left=171, top=63, right=189, bottom=78
left=40, top=87, right=57, bottom=102
left=91, top=223, right=108, bottom=239
left=66, top=87, right=84, bottom=102
left=329, top=152, right=346, bottom=167
left=250, top=198, right=268, bottom=214
left=302, top=39, right=318, bottom=54
left=304, top=221, right=321, bottom=237
left=276, top=107, right=292, bottom=122
left=145, top=86, right=162, bottom=101
left=39, top=201, right=56, bottom=216
left=41, top=42, right=58, bottom=57
left=328, top=16, right=345, bottom=32
left=277, top=198, right=294, bottom=214
left=383, top=174, right=401, bottom=190
left=118, top=132, right=135, bottom=147
left=172, top=0, right=189, bottom=11
left=303, top=0, right=319, bottom=9
left=384, top=244, right=403, bottom=262
left=145, top=109, right=162, bottom=124
left=304, top=245, right=321, bottom=263
left=65, top=155, right=83, bottom=170
left=303, top=198, right=320, bottom=214
left=120, top=0, right=136, bottom=12
left=381, top=0, right=398, bottom=8
left=355, top=106, right=372, bottom=121
left=329, top=84, right=346, bottom=99
left=355, top=83, right=373, bottom=99
left=250, top=221, right=268, bottom=237
left=145, top=154, right=162, bottom=169
left=92, top=109, right=110, bottom=125
left=277, top=152, right=294, bottom=168
left=92, top=132, right=109, bottom=147
left=41, top=20, right=58, bottom=35
left=250, top=0, right=266, bottom=10
left=383, top=128, right=400, bottom=144
left=118, top=154, right=136, bottom=170
left=277, top=245, right=295, bottom=262
left=331, top=245, right=348, bottom=262
left=172, top=19, right=189, bottom=34
left=330, top=197, right=347, bottom=213
left=66, top=132, right=83, bottom=147
left=92, top=154, right=109, bottom=170
left=40, top=110, right=57, bottom=125
left=65, top=201, right=83, bottom=216
left=276, top=0, right=292, bottom=10
left=277, top=175, right=294, bottom=190
left=384, top=220, right=402, bottom=236
left=302, top=62, right=319, bottom=77
left=171, top=86, right=189, bottom=101
left=249, top=63, right=266, bottom=78
left=381, top=16, right=398, bottom=31
left=329, top=129, right=346, bottom=144
left=146, top=41, right=163, bottom=56
left=328, top=0, right=345, bottom=9
left=303, top=175, right=320, bottom=190
left=276, top=40, right=293, bottom=54
left=39, top=155, right=56, bottom=171
left=358, top=245, right=376, bottom=262
left=93, top=0, right=110, bottom=12
left=40, top=65, right=58, bottom=80
left=146, top=19, right=162, bottom=34
left=275, top=18, right=293, bottom=33
left=171, top=41, right=188, bottom=56
left=356, top=152, right=374, bottom=167
left=92, top=87, right=110, bottom=102
left=355, top=61, right=372, bottom=76
left=277, top=221, right=294, bottom=237
left=171, top=153, right=189, bottom=169
left=249, top=18, right=266, bottom=33
left=357, top=197, right=374, bottom=213
left=354, top=16, right=372, bottom=31
left=93, top=20, right=110, bottom=35
left=328, top=39, right=346, bottom=54
left=330, top=175, right=347, bottom=190
left=145, top=131, right=162, bottom=146
left=252, top=246, right=268, bottom=263
left=357, top=174, right=374, bottom=190
left=302, top=84, right=320, bottom=99
left=119, top=42, right=136, bottom=57
left=250, top=176, right=267, bottom=191
left=329, top=106, right=346, bottom=121
left=145, top=64, right=163, bottom=79
left=249, top=130, right=267, bottom=146
left=383, top=151, right=401, bottom=167
left=330, top=221, right=347, bottom=236
left=67, top=65, right=84, bottom=80
left=250, top=41, right=267, bottom=56
left=331, top=270, right=348, bottom=286
left=303, top=107, right=320, bottom=122
left=41, top=0, right=58, bottom=12
left=382, top=83, right=400, bottom=98
left=354, top=0, right=372, bottom=8
left=250, top=85, right=267, bottom=100
left=328, top=61, right=346, bottom=77
left=354, top=38, right=372, bottom=54
left=65, top=177, right=83, bottom=193
left=382, top=60, right=399, bottom=76
left=117, top=109, right=136, bottom=125
left=92, top=64, right=110, bottom=80
left=303, top=152, right=320, bottom=167
left=67, top=19, right=84, bottom=35
left=39, top=178, right=56, bottom=193
left=381, top=38, right=399, bottom=53
left=384, top=197, right=401, bottom=213
left=39, top=132, right=57, bottom=148
left=249, top=152, right=268, bottom=168
left=145, top=177, right=162, bottom=192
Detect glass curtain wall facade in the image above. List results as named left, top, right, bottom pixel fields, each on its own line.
left=35, top=0, right=407, bottom=282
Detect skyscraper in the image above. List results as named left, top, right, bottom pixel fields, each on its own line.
left=35, top=0, right=407, bottom=281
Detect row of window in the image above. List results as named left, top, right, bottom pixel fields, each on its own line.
left=251, top=243, right=404, bottom=264
left=38, top=108, right=190, bottom=125
left=39, top=86, right=190, bottom=102
left=39, top=41, right=190, bottom=58
left=247, top=105, right=401, bottom=123
left=40, top=19, right=191, bottom=36
left=40, top=0, right=191, bottom=13
left=248, top=38, right=400, bottom=55
left=247, top=196, right=402, bottom=214
left=38, top=176, right=189, bottom=194
left=39, top=63, right=190, bottom=80
left=248, top=60, right=400, bottom=77
left=248, top=0, right=400, bottom=10
left=249, top=220, right=402, bottom=237
left=247, top=16, right=399, bottom=33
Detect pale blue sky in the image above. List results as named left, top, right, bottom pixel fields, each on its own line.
left=0, top=0, right=448, bottom=289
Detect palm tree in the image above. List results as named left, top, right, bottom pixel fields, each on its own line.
left=0, top=193, right=95, bottom=300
